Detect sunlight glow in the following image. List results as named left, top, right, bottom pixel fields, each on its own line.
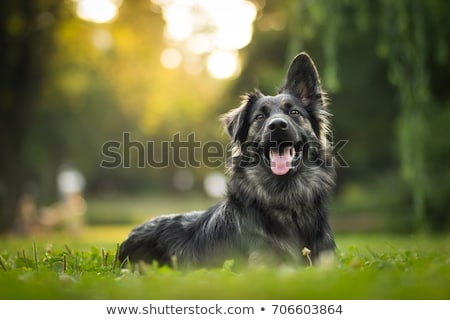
left=207, top=51, right=241, bottom=79
left=163, top=4, right=194, bottom=41
left=76, top=0, right=121, bottom=24
left=152, top=0, right=257, bottom=79
left=160, top=48, right=183, bottom=69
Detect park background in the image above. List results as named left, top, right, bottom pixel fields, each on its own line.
left=1, top=0, right=449, bottom=233
left=0, top=0, right=449, bottom=300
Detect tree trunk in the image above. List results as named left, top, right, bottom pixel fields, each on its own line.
left=0, top=1, right=60, bottom=232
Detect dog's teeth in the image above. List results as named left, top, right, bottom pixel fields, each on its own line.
left=290, top=147, right=295, bottom=157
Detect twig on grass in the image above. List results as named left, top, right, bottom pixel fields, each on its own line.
left=33, top=240, right=39, bottom=271
left=63, top=254, right=67, bottom=273
left=64, top=244, right=74, bottom=256
left=119, top=256, right=130, bottom=270
left=112, top=243, right=119, bottom=272
left=0, top=255, right=7, bottom=272
left=22, top=249, right=29, bottom=268
left=102, top=248, right=108, bottom=267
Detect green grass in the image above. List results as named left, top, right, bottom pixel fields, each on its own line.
left=0, top=229, right=449, bottom=299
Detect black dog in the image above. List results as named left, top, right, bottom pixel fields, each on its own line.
left=119, top=52, right=336, bottom=267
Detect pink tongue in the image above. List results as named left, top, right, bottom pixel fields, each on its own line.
left=270, top=148, right=292, bottom=176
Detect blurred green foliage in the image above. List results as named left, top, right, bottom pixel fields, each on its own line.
left=0, top=0, right=449, bottom=232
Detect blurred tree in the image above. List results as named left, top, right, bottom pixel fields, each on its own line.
left=1, top=0, right=229, bottom=232
left=1, top=0, right=449, bottom=233
left=378, top=0, right=429, bottom=231
left=0, top=1, right=63, bottom=231
left=231, top=0, right=450, bottom=231
left=37, top=0, right=227, bottom=194
left=366, top=0, right=449, bottom=231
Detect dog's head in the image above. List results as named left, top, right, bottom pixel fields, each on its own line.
left=222, top=52, right=332, bottom=177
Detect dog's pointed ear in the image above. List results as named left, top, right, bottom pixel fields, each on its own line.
left=280, top=52, right=323, bottom=106
left=281, top=52, right=331, bottom=147
left=221, top=92, right=260, bottom=143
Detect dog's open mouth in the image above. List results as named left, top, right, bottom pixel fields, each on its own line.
left=263, top=143, right=301, bottom=176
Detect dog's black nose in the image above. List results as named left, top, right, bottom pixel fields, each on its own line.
left=268, top=118, right=288, bottom=131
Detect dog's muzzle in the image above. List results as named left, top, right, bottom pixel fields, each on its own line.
left=261, top=117, right=303, bottom=176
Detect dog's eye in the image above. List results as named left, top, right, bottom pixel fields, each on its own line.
left=255, top=114, right=265, bottom=121
left=290, top=109, right=300, bottom=115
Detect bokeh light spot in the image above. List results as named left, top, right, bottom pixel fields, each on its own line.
left=160, top=48, right=183, bottom=69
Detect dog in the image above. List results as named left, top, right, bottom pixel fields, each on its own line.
left=118, top=52, right=336, bottom=268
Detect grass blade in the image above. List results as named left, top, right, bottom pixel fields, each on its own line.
left=33, top=240, right=39, bottom=271
left=112, top=243, right=119, bottom=272
left=0, top=255, right=7, bottom=272
left=22, top=249, right=29, bottom=268
left=63, top=254, right=67, bottom=273
left=64, top=244, right=74, bottom=256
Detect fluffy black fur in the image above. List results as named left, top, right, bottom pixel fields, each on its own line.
left=119, top=52, right=336, bottom=267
